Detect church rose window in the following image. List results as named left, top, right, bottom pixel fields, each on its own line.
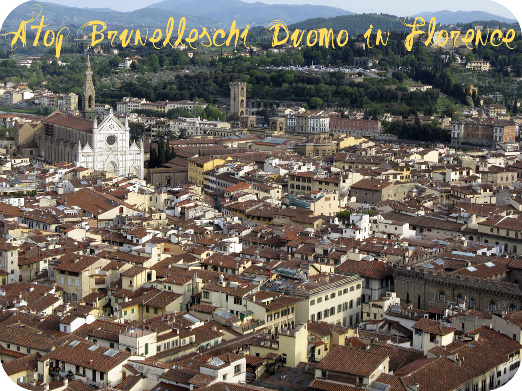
left=106, top=135, right=117, bottom=145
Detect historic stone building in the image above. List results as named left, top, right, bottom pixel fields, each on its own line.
left=269, top=117, right=286, bottom=134
left=393, top=266, right=522, bottom=313
left=230, top=81, right=246, bottom=116
left=295, top=134, right=337, bottom=157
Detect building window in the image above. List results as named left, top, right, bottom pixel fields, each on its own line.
left=489, top=301, right=496, bottom=311
left=234, top=364, right=241, bottom=375
left=438, top=291, right=445, bottom=302
left=203, top=291, right=209, bottom=299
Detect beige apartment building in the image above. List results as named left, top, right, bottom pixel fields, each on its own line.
left=289, top=273, right=364, bottom=328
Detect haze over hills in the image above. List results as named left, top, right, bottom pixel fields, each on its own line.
left=0, top=1, right=218, bottom=31
left=147, top=0, right=352, bottom=26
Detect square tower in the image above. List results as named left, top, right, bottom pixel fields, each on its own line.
left=230, top=81, right=247, bottom=116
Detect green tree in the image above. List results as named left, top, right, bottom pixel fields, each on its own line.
left=129, top=122, right=145, bottom=142
left=149, top=147, right=159, bottom=168
left=309, top=97, right=323, bottom=109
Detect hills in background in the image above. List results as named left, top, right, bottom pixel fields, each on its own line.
left=0, top=0, right=517, bottom=33
left=147, top=0, right=352, bottom=26
left=416, top=10, right=517, bottom=24
left=0, top=2, right=217, bottom=32
left=287, top=12, right=519, bottom=36
left=288, top=14, right=412, bottom=35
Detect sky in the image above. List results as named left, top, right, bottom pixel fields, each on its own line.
left=0, top=0, right=519, bottom=18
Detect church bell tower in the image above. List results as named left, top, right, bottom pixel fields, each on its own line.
left=83, top=55, right=96, bottom=120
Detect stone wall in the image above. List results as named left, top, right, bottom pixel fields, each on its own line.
left=393, top=266, right=522, bottom=312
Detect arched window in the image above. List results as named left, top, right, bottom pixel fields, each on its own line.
left=469, top=297, right=475, bottom=309
left=509, top=304, right=516, bottom=312
left=489, top=300, right=496, bottom=311
left=457, top=294, right=463, bottom=305
left=438, top=291, right=445, bottom=302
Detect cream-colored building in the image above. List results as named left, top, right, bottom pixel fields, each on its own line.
left=119, top=328, right=157, bottom=357
left=412, top=317, right=456, bottom=354
left=362, top=292, right=401, bottom=321
left=245, top=292, right=304, bottom=336
left=290, top=274, right=364, bottom=328
left=55, top=255, right=110, bottom=301
left=249, top=323, right=309, bottom=367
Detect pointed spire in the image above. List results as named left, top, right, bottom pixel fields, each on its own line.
left=93, top=116, right=97, bottom=128
left=87, top=54, right=91, bottom=68
left=125, top=116, right=129, bottom=128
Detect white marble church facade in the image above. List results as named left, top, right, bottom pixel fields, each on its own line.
left=77, top=113, right=144, bottom=179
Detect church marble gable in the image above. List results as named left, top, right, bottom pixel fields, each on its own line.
left=80, top=143, right=93, bottom=153
left=129, top=141, right=141, bottom=151
left=95, top=113, right=127, bottom=134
